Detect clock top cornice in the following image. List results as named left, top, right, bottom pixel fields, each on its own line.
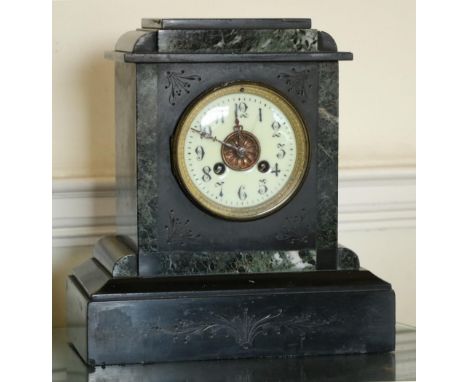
left=105, top=18, right=352, bottom=63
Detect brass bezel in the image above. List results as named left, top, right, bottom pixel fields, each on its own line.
left=173, top=82, right=310, bottom=221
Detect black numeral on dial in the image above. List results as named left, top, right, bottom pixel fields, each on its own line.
left=200, top=125, right=212, bottom=138
left=195, top=145, right=205, bottom=161
left=215, top=181, right=224, bottom=197
left=276, top=143, right=286, bottom=159
left=258, top=179, right=268, bottom=195
left=238, top=185, right=247, bottom=200
left=215, top=114, right=225, bottom=124
left=271, top=163, right=281, bottom=177
left=202, top=166, right=212, bottom=182
left=271, top=121, right=281, bottom=137
left=236, top=102, right=248, bottom=118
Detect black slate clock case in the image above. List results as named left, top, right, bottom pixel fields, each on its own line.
left=135, top=62, right=321, bottom=275
left=67, top=19, right=395, bottom=366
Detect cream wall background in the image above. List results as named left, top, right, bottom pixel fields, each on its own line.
left=52, top=0, right=415, bottom=327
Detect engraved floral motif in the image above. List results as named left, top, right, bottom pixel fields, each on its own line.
left=165, top=70, right=201, bottom=105
left=152, top=307, right=332, bottom=349
left=277, top=68, right=313, bottom=103
left=164, top=209, right=201, bottom=247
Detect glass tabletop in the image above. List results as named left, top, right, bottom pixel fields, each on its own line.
left=52, top=323, right=415, bottom=382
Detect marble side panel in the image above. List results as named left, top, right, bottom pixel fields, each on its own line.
left=316, top=63, right=339, bottom=260
left=317, top=62, right=339, bottom=269
left=151, top=249, right=317, bottom=276
left=139, top=245, right=358, bottom=276
left=157, top=29, right=318, bottom=53
left=135, top=64, right=161, bottom=259
left=115, top=63, right=138, bottom=245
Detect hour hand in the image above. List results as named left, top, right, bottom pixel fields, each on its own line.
left=190, top=127, right=214, bottom=140
left=190, top=128, right=239, bottom=151
left=190, top=127, right=213, bottom=140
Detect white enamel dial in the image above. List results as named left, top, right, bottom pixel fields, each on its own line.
left=173, top=83, right=309, bottom=220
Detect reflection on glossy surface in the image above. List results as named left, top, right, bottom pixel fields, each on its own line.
left=69, top=352, right=395, bottom=382
left=53, top=325, right=415, bottom=382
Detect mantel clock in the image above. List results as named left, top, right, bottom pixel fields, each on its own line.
left=67, top=18, right=395, bottom=365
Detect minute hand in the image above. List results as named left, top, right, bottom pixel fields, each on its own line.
left=190, top=128, right=238, bottom=151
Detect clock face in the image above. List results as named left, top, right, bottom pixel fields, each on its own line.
left=173, top=82, right=309, bottom=220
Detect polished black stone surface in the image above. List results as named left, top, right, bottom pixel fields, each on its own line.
left=130, top=62, right=326, bottom=276
left=67, top=269, right=394, bottom=365
left=52, top=324, right=416, bottom=381
left=106, top=52, right=354, bottom=63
